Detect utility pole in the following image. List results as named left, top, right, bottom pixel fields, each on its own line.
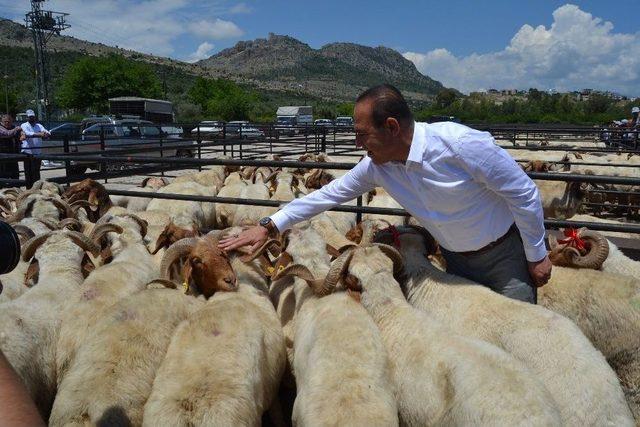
left=24, top=0, right=70, bottom=123
left=3, top=67, right=8, bottom=114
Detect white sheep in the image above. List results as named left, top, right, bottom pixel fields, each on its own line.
left=324, top=244, right=562, bottom=426
left=142, top=231, right=286, bottom=426
left=49, top=285, right=203, bottom=426
left=55, top=215, right=158, bottom=387
left=269, top=223, right=398, bottom=426
left=146, top=181, right=217, bottom=229
left=0, top=230, right=99, bottom=418
left=380, top=226, right=634, bottom=426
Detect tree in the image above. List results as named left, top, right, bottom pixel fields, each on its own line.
left=187, top=77, right=255, bottom=121
left=57, top=55, right=162, bottom=113
left=336, top=102, right=354, bottom=117
left=435, top=88, right=457, bottom=109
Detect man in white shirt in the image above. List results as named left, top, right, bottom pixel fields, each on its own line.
left=20, top=109, right=50, bottom=183
left=219, top=85, right=552, bottom=303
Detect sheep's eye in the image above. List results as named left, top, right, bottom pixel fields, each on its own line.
left=191, top=257, right=202, bottom=266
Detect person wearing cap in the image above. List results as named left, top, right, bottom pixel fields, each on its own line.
left=632, top=106, right=639, bottom=128
left=0, top=115, right=22, bottom=180
left=220, top=84, right=551, bottom=304
left=20, top=110, right=50, bottom=183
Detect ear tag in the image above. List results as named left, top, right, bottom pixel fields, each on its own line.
left=266, top=266, right=275, bottom=276
left=182, top=281, right=189, bottom=294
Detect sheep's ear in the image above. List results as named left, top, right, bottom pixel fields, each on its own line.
left=367, top=189, right=376, bottom=204
left=25, top=259, right=39, bottom=287
left=345, top=223, right=363, bottom=244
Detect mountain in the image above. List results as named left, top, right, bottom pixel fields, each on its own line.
left=0, top=19, right=448, bottom=103
left=197, top=33, right=446, bottom=102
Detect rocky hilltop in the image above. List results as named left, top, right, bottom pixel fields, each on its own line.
left=0, top=19, right=447, bottom=102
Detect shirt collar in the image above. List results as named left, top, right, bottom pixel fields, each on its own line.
left=405, top=122, right=425, bottom=167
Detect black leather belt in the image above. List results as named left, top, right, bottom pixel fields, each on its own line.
left=455, top=224, right=517, bottom=256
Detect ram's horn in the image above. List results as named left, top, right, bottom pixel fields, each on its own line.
left=6, top=199, right=36, bottom=223
left=0, top=196, right=13, bottom=214
left=359, top=220, right=380, bottom=245
left=37, top=218, right=59, bottom=230
left=121, top=213, right=148, bottom=238
left=548, top=234, right=559, bottom=251
left=373, top=243, right=404, bottom=275
left=571, top=229, right=610, bottom=269
left=70, top=200, right=93, bottom=212
left=48, top=198, right=75, bottom=219
left=239, top=238, right=282, bottom=262
left=66, top=231, right=101, bottom=257
left=14, top=189, right=40, bottom=204
left=146, top=279, right=179, bottom=290
left=21, top=232, right=55, bottom=261
left=2, top=188, right=21, bottom=198
left=12, top=224, right=35, bottom=243
left=89, top=223, right=124, bottom=244
left=273, top=263, right=327, bottom=295
left=321, top=249, right=355, bottom=296
left=160, top=237, right=199, bottom=279
left=58, top=218, right=83, bottom=232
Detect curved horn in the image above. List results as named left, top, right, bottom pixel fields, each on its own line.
left=320, top=249, right=355, bottom=296
left=239, top=238, right=282, bottom=262
left=0, top=197, right=13, bottom=214
left=58, top=218, right=83, bottom=232
left=14, top=189, right=40, bottom=205
left=146, top=279, right=179, bottom=290
left=31, top=180, right=44, bottom=190
left=70, top=199, right=93, bottom=212
left=571, top=229, right=610, bottom=269
left=21, top=232, right=55, bottom=261
left=89, top=223, right=124, bottom=244
left=264, top=170, right=279, bottom=184
left=48, top=198, right=75, bottom=219
left=273, top=263, right=327, bottom=295
left=548, top=234, right=559, bottom=251
left=359, top=220, right=380, bottom=245
left=160, top=237, right=199, bottom=279
left=2, top=188, right=22, bottom=198
left=6, top=199, right=36, bottom=223
left=12, top=224, right=35, bottom=243
left=124, top=214, right=148, bottom=238
left=66, top=231, right=101, bottom=257
left=37, top=218, right=60, bottom=230
left=373, top=243, right=404, bottom=275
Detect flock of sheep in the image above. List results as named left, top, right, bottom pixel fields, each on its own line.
left=0, top=150, right=639, bottom=426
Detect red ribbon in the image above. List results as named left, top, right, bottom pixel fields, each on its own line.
left=557, top=227, right=586, bottom=252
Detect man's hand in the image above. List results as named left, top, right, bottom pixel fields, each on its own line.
left=528, top=255, right=552, bottom=287
left=218, top=226, right=269, bottom=253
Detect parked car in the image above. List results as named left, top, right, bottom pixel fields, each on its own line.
left=314, top=119, right=334, bottom=127
left=225, top=121, right=265, bottom=140
left=48, top=123, right=82, bottom=140
left=335, top=116, right=354, bottom=128
left=41, top=118, right=195, bottom=175
left=195, top=120, right=225, bottom=136
left=427, top=115, right=460, bottom=124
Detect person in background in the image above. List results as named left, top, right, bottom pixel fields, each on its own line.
left=632, top=106, right=639, bottom=128
left=0, top=349, right=45, bottom=426
left=20, top=109, right=50, bottom=184
left=0, top=114, right=22, bottom=180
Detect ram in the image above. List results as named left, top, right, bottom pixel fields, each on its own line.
left=0, top=230, right=99, bottom=418
left=319, top=244, right=561, bottom=426
left=146, top=180, right=217, bottom=230
left=374, top=225, right=633, bottom=426
left=143, top=230, right=286, bottom=426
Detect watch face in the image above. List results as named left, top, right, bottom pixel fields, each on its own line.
left=259, top=217, right=270, bottom=227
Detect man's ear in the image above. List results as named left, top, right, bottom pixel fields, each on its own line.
left=385, top=117, right=401, bottom=136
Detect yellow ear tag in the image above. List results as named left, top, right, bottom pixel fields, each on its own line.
left=266, top=266, right=275, bottom=275
left=277, top=265, right=284, bottom=273
left=182, top=281, right=189, bottom=294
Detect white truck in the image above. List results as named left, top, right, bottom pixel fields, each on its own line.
left=276, top=106, right=313, bottom=136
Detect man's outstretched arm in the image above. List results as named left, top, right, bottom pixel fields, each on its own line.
left=218, top=159, right=376, bottom=252
left=0, top=350, right=45, bottom=426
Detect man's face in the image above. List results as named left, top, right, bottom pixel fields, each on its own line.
left=28, top=115, right=36, bottom=124
left=1, top=117, right=11, bottom=128
left=354, top=100, right=397, bottom=165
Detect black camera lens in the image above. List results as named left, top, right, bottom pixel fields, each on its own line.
left=0, top=221, right=21, bottom=275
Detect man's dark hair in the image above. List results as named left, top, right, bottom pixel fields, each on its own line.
left=356, top=84, right=413, bottom=129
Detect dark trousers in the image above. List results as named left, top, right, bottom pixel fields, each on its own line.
left=441, top=229, right=537, bottom=304
left=23, top=157, right=41, bottom=187
left=0, top=140, right=19, bottom=180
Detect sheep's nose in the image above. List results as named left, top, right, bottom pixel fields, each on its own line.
left=224, top=276, right=237, bottom=286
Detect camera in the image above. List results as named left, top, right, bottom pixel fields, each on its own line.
left=0, top=221, right=21, bottom=275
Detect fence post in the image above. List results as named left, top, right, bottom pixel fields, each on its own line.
left=100, top=126, right=107, bottom=183
left=321, top=128, right=326, bottom=153
left=222, top=124, right=227, bottom=157
left=159, top=132, right=165, bottom=178
left=196, top=125, right=202, bottom=171
left=356, top=195, right=363, bottom=223
left=63, top=135, right=70, bottom=181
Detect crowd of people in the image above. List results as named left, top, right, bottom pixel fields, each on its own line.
left=0, top=110, right=50, bottom=183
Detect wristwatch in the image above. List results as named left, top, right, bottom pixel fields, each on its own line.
left=259, top=217, right=279, bottom=237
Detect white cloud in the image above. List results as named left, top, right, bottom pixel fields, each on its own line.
left=5, top=0, right=244, bottom=58
left=404, top=4, right=640, bottom=97
left=229, top=2, right=252, bottom=14
left=188, top=19, right=244, bottom=40
left=187, top=41, right=215, bottom=62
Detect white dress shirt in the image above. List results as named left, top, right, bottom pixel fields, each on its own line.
left=20, top=122, right=49, bottom=154
left=271, top=121, right=547, bottom=262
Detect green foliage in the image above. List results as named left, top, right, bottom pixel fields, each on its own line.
left=57, top=55, right=162, bottom=113
left=187, top=77, right=256, bottom=121
left=435, top=88, right=458, bottom=109
left=336, top=102, right=354, bottom=117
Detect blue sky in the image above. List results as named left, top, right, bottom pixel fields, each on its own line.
left=2, top=1, right=639, bottom=97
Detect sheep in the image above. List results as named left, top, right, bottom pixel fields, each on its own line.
left=216, top=173, right=248, bottom=227
left=110, top=176, right=169, bottom=212
left=269, top=170, right=307, bottom=201
left=268, top=223, right=398, bottom=426
left=319, top=244, right=562, bottom=426
left=49, top=284, right=204, bottom=427
left=5, top=193, right=74, bottom=224
left=534, top=178, right=587, bottom=219
left=63, top=178, right=115, bottom=222
left=216, top=177, right=275, bottom=227
left=142, top=230, right=286, bottom=426
left=375, top=225, right=634, bottom=426
left=0, top=230, right=99, bottom=418
left=55, top=215, right=158, bottom=387
left=145, top=180, right=217, bottom=229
